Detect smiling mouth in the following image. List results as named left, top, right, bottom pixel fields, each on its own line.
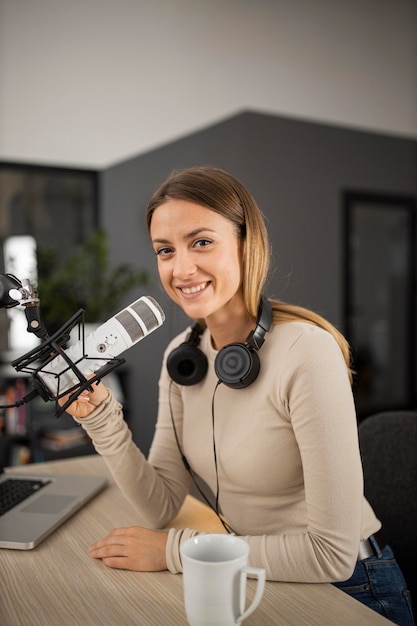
left=180, top=282, right=209, bottom=295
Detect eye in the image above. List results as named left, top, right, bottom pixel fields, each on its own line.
left=155, top=246, right=174, bottom=257
left=193, top=238, right=212, bottom=248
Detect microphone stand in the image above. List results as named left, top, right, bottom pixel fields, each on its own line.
left=1, top=274, right=124, bottom=417
left=12, top=309, right=125, bottom=417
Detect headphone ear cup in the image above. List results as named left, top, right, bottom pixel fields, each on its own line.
left=214, top=343, right=260, bottom=389
left=167, top=342, right=208, bottom=386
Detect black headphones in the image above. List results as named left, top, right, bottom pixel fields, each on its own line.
left=167, top=296, right=273, bottom=389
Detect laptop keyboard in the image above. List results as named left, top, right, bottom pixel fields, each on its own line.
left=0, top=478, right=51, bottom=516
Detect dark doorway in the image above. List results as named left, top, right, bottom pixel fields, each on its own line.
left=343, top=191, right=416, bottom=420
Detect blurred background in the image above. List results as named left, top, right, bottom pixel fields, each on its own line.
left=0, top=0, right=416, bottom=462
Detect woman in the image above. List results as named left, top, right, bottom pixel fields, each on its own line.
left=67, top=166, right=414, bottom=624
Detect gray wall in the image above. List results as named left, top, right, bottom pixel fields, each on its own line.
left=3, top=1, right=416, bottom=167
left=100, top=111, right=417, bottom=455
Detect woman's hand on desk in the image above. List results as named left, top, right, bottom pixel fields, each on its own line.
left=58, top=381, right=109, bottom=419
left=89, top=526, right=168, bottom=571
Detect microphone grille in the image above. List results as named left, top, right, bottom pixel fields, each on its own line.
left=115, top=309, right=144, bottom=343
left=115, top=296, right=164, bottom=343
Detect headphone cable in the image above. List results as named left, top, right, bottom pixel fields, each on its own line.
left=168, top=378, right=236, bottom=534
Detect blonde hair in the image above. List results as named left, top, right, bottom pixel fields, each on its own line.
left=146, top=166, right=353, bottom=381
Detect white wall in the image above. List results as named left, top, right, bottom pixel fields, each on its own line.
left=0, top=0, right=416, bottom=168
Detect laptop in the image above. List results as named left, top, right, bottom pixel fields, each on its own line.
left=0, top=453, right=107, bottom=550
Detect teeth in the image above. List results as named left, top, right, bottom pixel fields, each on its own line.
left=182, top=283, right=207, bottom=295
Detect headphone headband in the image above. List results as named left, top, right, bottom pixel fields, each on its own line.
left=245, top=296, right=273, bottom=351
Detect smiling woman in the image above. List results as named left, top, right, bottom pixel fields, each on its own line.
left=150, top=200, right=246, bottom=347
left=62, top=166, right=415, bottom=626
left=146, top=167, right=270, bottom=323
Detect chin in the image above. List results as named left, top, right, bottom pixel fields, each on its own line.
left=180, top=301, right=211, bottom=321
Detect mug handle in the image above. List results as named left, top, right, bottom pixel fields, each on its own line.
left=236, top=566, right=266, bottom=624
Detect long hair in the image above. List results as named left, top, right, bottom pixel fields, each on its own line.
left=146, top=166, right=353, bottom=381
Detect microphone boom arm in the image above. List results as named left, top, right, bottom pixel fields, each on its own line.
left=0, top=273, right=48, bottom=339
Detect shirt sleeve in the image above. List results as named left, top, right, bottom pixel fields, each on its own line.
left=71, top=350, right=192, bottom=529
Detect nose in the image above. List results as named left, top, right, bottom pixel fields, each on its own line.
left=172, top=250, right=197, bottom=278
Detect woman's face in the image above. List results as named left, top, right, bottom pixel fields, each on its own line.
left=150, top=199, right=245, bottom=324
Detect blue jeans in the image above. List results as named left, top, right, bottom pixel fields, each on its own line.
left=333, top=537, right=414, bottom=625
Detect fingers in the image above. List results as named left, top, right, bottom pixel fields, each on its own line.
left=88, top=527, right=168, bottom=572
left=85, top=382, right=109, bottom=406
left=89, top=528, right=128, bottom=554
left=89, top=527, right=137, bottom=563
left=99, top=556, right=131, bottom=570
left=90, top=543, right=129, bottom=563
left=59, top=384, right=109, bottom=419
left=89, top=529, right=130, bottom=569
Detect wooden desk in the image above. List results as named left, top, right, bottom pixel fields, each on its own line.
left=1, top=455, right=391, bottom=625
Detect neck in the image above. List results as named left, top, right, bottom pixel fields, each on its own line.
left=206, top=303, right=255, bottom=350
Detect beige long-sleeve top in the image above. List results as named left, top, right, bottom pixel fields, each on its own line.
left=74, top=321, right=380, bottom=582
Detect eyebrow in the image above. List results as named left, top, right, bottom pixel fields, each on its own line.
left=151, top=227, right=216, bottom=244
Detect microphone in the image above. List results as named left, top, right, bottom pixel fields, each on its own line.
left=32, top=295, right=165, bottom=398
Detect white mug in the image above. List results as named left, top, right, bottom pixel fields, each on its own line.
left=180, top=534, right=266, bottom=626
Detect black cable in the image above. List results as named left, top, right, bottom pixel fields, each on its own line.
left=211, top=380, right=222, bottom=519
left=0, top=388, right=40, bottom=410
left=168, top=378, right=236, bottom=534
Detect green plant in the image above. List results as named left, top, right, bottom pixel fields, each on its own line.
left=36, top=229, right=151, bottom=333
